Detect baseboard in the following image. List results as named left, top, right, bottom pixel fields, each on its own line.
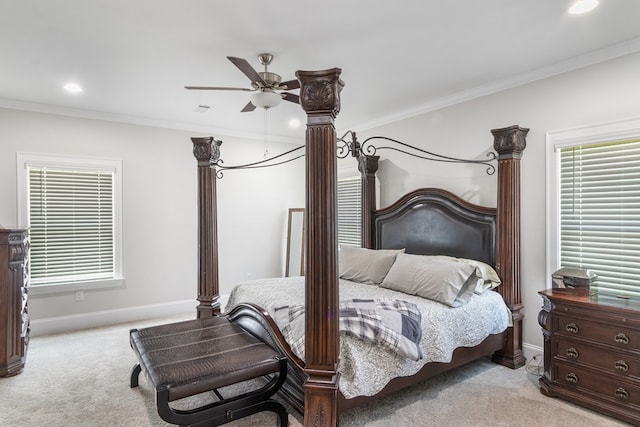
left=29, top=299, right=196, bottom=337
left=523, top=341, right=543, bottom=362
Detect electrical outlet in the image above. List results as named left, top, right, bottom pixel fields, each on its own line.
left=75, top=291, right=85, bottom=302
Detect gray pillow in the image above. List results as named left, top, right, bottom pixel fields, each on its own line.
left=381, top=253, right=478, bottom=307
left=339, top=246, right=404, bottom=285
left=430, top=255, right=501, bottom=294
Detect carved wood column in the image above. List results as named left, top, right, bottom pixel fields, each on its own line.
left=191, top=137, right=222, bottom=318
left=490, top=125, right=528, bottom=369
left=297, top=68, right=344, bottom=427
left=358, top=154, right=379, bottom=249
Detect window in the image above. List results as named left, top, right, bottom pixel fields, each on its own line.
left=17, top=153, right=123, bottom=294
left=547, top=118, right=640, bottom=298
left=337, top=175, right=362, bottom=247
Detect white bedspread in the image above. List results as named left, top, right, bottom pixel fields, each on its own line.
left=225, top=276, right=511, bottom=399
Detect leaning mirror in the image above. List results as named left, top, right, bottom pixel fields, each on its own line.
left=285, top=208, right=305, bottom=277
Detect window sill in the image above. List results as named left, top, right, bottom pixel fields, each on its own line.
left=28, top=277, right=125, bottom=297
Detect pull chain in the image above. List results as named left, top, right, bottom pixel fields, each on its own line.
left=263, top=109, right=269, bottom=158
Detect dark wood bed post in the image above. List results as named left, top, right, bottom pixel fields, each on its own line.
left=490, top=125, right=528, bottom=369
left=358, top=154, right=379, bottom=249
left=297, top=68, right=344, bottom=427
left=191, top=137, right=222, bottom=318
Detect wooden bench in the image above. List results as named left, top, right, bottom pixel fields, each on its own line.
left=129, top=316, right=288, bottom=427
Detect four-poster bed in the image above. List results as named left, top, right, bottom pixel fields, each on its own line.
left=190, top=68, right=527, bottom=426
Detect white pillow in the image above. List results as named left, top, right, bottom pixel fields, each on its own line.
left=339, top=246, right=404, bottom=285
left=381, top=253, right=478, bottom=307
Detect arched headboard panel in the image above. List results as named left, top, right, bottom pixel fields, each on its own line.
left=373, top=188, right=496, bottom=266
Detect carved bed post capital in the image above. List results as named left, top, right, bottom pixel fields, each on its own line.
left=490, top=125, right=527, bottom=369
left=358, top=154, right=379, bottom=176
left=296, top=68, right=344, bottom=119
left=298, top=68, right=343, bottom=427
left=491, top=125, right=529, bottom=160
left=192, top=136, right=222, bottom=167
left=190, top=137, right=222, bottom=318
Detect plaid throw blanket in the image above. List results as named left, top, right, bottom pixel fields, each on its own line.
left=273, top=298, right=422, bottom=361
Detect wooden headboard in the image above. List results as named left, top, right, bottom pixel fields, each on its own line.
left=373, top=188, right=496, bottom=266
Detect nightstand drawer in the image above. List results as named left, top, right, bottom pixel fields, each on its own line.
left=554, top=361, right=640, bottom=408
left=555, top=313, right=640, bottom=349
left=555, top=337, right=640, bottom=379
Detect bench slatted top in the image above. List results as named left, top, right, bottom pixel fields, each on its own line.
left=130, top=316, right=282, bottom=402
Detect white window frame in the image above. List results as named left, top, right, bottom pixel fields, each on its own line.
left=17, top=153, right=124, bottom=295
left=546, top=117, right=640, bottom=289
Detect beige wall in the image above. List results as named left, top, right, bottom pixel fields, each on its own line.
left=351, top=52, right=640, bottom=354
left=0, top=108, right=305, bottom=332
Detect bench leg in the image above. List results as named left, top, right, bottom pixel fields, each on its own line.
left=130, top=363, right=142, bottom=388
left=262, top=399, right=289, bottom=427
left=155, top=358, right=289, bottom=427
left=188, top=399, right=288, bottom=427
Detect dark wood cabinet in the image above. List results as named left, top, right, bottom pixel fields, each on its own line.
left=0, top=227, right=29, bottom=377
left=539, top=289, right=640, bottom=425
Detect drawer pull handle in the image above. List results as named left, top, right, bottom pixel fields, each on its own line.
left=565, top=372, right=579, bottom=384
left=615, top=333, right=629, bottom=345
left=615, top=360, right=629, bottom=372
left=566, top=347, right=579, bottom=358
left=615, top=387, right=629, bottom=400
left=565, top=323, right=579, bottom=334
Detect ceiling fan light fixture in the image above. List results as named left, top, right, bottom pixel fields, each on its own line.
left=251, top=91, right=282, bottom=109
left=568, top=0, right=599, bottom=14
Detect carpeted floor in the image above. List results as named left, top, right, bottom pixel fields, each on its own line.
left=0, top=314, right=631, bottom=426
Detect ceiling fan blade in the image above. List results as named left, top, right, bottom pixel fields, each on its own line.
left=282, top=92, right=300, bottom=104
left=241, top=101, right=256, bottom=112
left=184, top=86, right=254, bottom=91
left=279, top=79, right=300, bottom=90
left=227, top=56, right=267, bottom=87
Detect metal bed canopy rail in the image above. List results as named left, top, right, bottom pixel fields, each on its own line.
left=337, top=130, right=497, bottom=175
left=193, top=130, right=498, bottom=179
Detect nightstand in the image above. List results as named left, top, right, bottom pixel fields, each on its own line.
left=539, top=288, right=640, bottom=425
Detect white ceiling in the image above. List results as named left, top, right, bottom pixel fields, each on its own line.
left=2, top=0, right=640, bottom=144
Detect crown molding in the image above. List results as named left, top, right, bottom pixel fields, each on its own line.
left=0, top=98, right=303, bottom=146
left=351, top=36, right=640, bottom=132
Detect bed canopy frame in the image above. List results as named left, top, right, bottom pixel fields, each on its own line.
left=190, top=68, right=527, bottom=426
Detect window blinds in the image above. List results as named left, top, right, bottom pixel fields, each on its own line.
left=559, top=138, right=640, bottom=298
left=28, top=167, right=115, bottom=284
left=337, top=176, right=362, bottom=247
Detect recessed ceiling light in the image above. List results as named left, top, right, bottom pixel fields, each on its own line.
left=288, top=118, right=301, bottom=129
left=568, top=0, right=599, bottom=14
left=194, top=105, right=211, bottom=112
left=63, top=83, right=83, bottom=94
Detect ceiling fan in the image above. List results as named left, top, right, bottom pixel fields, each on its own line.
left=185, top=53, right=300, bottom=112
